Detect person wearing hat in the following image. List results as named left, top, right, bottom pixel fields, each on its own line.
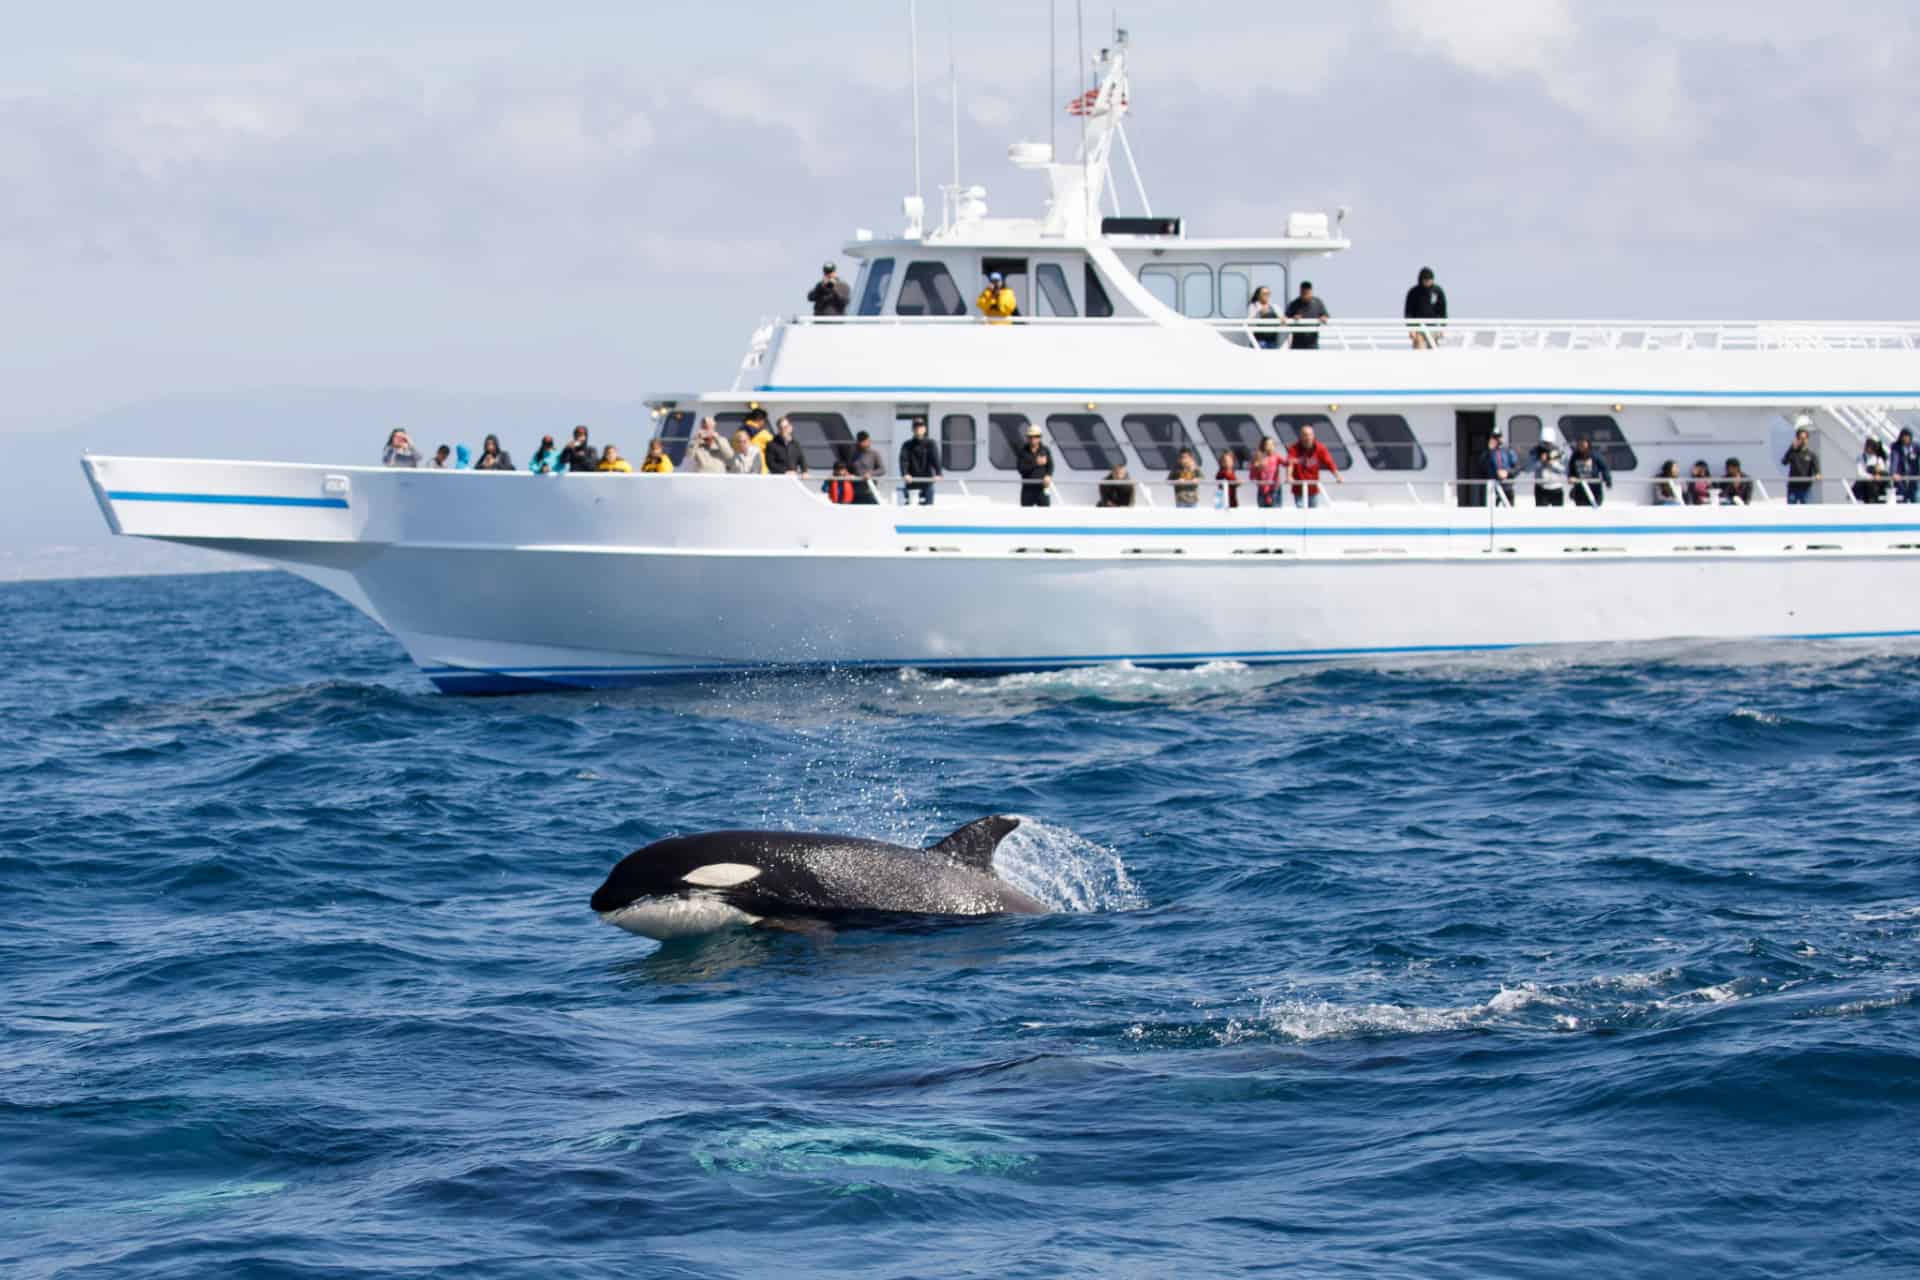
left=1531, top=438, right=1566, bottom=508
left=977, top=272, right=1019, bottom=324
left=1482, top=428, right=1519, bottom=507
left=807, top=263, right=850, bottom=318
left=1016, top=422, right=1053, bottom=506
left=1404, top=267, right=1448, bottom=349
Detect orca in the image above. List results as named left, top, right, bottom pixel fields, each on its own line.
left=590, top=816, right=1045, bottom=941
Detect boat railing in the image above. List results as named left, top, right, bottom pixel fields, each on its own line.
left=781, top=314, right=1920, bottom=353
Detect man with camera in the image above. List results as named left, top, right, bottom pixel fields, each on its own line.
left=807, top=263, right=850, bottom=318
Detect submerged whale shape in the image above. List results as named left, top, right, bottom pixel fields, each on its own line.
left=590, top=816, right=1045, bottom=941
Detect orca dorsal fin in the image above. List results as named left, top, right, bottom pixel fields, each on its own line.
left=927, top=816, right=1021, bottom=872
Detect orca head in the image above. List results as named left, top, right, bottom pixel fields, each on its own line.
left=591, top=834, right=770, bottom=940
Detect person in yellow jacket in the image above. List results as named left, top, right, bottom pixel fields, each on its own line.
left=976, top=272, right=1018, bottom=324
left=745, top=408, right=773, bottom=473
left=640, top=440, right=674, bottom=473
left=595, top=444, right=633, bottom=473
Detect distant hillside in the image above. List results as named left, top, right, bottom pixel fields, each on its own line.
left=5, top=388, right=650, bottom=580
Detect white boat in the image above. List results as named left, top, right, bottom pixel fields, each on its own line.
left=81, top=34, right=1920, bottom=693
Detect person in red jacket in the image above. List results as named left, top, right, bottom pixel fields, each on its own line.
left=822, top=461, right=858, bottom=504
left=1286, top=425, right=1343, bottom=508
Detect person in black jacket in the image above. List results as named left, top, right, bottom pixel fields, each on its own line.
left=473, top=433, right=515, bottom=471
left=897, top=418, right=941, bottom=504
left=764, top=417, right=807, bottom=476
left=1404, top=267, right=1447, bottom=349
left=807, top=263, right=850, bottom=318
left=1781, top=425, right=1820, bottom=504
left=1567, top=436, right=1612, bottom=507
left=558, top=425, right=598, bottom=474
left=1017, top=424, right=1054, bottom=507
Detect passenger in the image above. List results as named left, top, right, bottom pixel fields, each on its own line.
left=1247, top=286, right=1282, bottom=350
left=898, top=417, right=941, bottom=505
left=559, top=425, right=598, bottom=474
left=683, top=418, right=733, bottom=474
left=727, top=428, right=764, bottom=475
left=1531, top=442, right=1565, bottom=508
left=1017, top=424, right=1054, bottom=507
left=1652, top=460, right=1682, bottom=506
left=1168, top=449, right=1202, bottom=508
left=454, top=444, right=472, bottom=470
left=1098, top=463, right=1135, bottom=507
left=1482, top=429, right=1518, bottom=507
left=431, top=444, right=454, bottom=469
left=976, top=272, right=1018, bottom=324
left=1404, top=267, right=1448, bottom=349
left=527, top=435, right=561, bottom=474
left=1684, top=460, right=1715, bottom=506
left=1215, top=447, right=1242, bottom=509
left=1251, top=437, right=1284, bottom=508
left=1891, top=428, right=1920, bottom=504
left=596, top=445, right=633, bottom=473
left=1284, top=281, right=1330, bottom=350
left=1781, top=425, right=1820, bottom=505
left=473, top=433, right=515, bottom=471
left=1855, top=437, right=1891, bottom=504
left=846, top=430, right=885, bottom=503
left=807, top=262, right=850, bottom=318
left=765, top=417, right=807, bottom=476
left=1286, top=424, right=1342, bottom=508
left=640, top=439, right=674, bottom=473
left=745, top=408, right=774, bottom=468
left=382, top=428, right=421, bottom=467
left=1567, top=437, right=1612, bottom=507
left=1718, top=457, right=1754, bottom=506
left=822, top=461, right=858, bottom=504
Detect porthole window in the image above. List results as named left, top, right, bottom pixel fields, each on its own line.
left=1121, top=414, right=1196, bottom=471
left=941, top=415, right=977, bottom=471
left=1271, top=414, right=1355, bottom=471
left=1558, top=415, right=1639, bottom=472
left=1045, top=414, right=1126, bottom=471
left=1347, top=415, right=1429, bottom=471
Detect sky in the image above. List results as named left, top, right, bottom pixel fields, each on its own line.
left=2, top=1, right=1917, bottom=562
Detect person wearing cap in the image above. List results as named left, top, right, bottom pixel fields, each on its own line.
left=846, top=430, right=885, bottom=503
left=977, top=272, right=1019, bottom=324
left=1016, top=423, right=1053, bottom=506
left=1481, top=429, right=1518, bottom=507
left=898, top=417, right=941, bottom=505
left=1284, top=281, right=1330, bottom=349
left=807, top=263, right=850, bottom=318
left=1531, top=439, right=1566, bottom=508
left=1404, top=267, right=1448, bottom=349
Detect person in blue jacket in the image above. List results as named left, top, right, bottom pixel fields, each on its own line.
left=1482, top=429, right=1519, bottom=507
left=1890, top=427, right=1919, bottom=504
left=1567, top=437, right=1612, bottom=507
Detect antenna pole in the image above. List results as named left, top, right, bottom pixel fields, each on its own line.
left=1077, top=0, right=1088, bottom=238
left=949, top=0, right=959, bottom=201
left=909, top=0, right=923, bottom=209
left=1049, top=0, right=1056, bottom=163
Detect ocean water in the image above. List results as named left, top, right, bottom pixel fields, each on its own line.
left=4, top=570, right=1917, bottom=1279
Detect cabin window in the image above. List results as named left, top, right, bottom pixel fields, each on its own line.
left=1179, top=267, right=1216, bottom=318
left=714, top=412, right=750, bottom=440
left=1121, top=414, right=1196, bottom=470
left=857, top=258, right=895, bottom=316
left=1272, top=414, right=1355, bottom=471
left=1045, top=414, right=1125, bottom=471
left=1507, top=415, right=1544, bottom=459
left=1036, top=263, right=1078, bottom=317
left=988, top=413, right=1035, bottom=470
left=1558, top=415, right=1639, bottom=472
left=1220, top=262, right=1288, bottom=318
left=1196, top=413, right=1265, bottom=463
left=941, top=414, right=977, bottom=471
left=784, top=412, right=855, bottom=471
left=1347, top=415, right=1429, bottom=471
left=1139, top=267, right=1180, bottom=312
left=655, top=410, right=696, bottom=465
left=896, top=261, right=966, bottom=316
left=1085, top=264, right=1114, bottom=318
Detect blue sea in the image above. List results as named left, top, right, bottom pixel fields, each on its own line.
left=4, top=570, right=1918, bottom=1278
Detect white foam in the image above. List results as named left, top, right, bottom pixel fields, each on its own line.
left=992, top=817, right=1148, bottom=913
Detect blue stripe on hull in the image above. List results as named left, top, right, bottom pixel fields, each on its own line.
left=418, top=630, right=1920, bottom=693
left=107, top=490, right=350, bottom=509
